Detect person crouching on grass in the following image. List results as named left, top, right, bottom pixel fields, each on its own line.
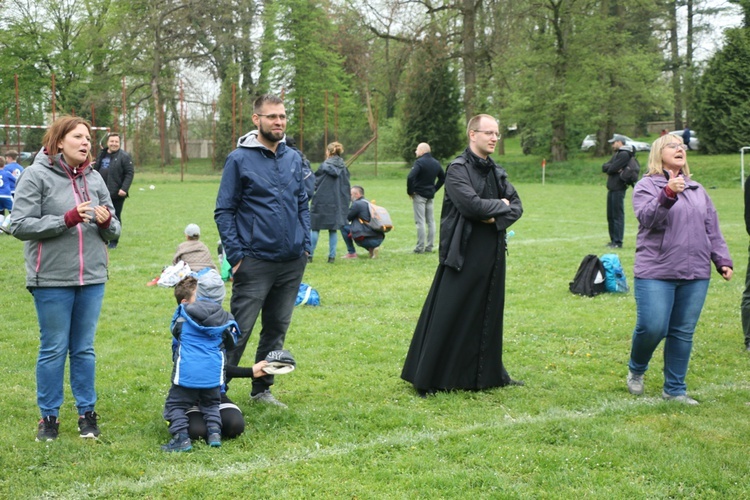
left=162, top=276, right=240, bottom=452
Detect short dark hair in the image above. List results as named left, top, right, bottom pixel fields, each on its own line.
left=253, top=94, right=284, bottom=114
left=5, top=150, right=18, bottom=160
left=174, top=276, right=198, bottom=304
left=107, top=133, right=121, bottom=139
left=352, top=185, right=364, bottom=197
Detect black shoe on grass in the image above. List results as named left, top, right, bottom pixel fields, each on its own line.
left=78, top=411, right=101, bottom=438
left=36, top=416, right=59, bottom=442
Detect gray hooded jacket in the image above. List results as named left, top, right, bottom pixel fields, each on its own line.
left=10, top=150, right=121, bottom=287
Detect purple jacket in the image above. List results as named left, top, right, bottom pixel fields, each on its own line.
left=633, top=173, right=732, bottom=280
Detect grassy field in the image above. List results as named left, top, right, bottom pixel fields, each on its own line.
left=1, top=143, right=749, bottom=498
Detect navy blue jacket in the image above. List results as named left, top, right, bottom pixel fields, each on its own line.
left=215, top=131, right=311, bottom=266
left=407, top=153, right=445, bottom=199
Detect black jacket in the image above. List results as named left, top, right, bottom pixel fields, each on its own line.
left=602, top=146, right=633, bottom=191
left=95, top=148, right=134, bottom=197
left=347, top=197, right=384, bottom=241
left=439, top=148, right=522, bottom=271
left=407, top=153, right=445, bottom=199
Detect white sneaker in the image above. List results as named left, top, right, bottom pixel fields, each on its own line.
left=662, top=391, right=699, bottom=405
left=251, top=390, right=287, bottom=408
left=627, top=371, right=644, bottom=395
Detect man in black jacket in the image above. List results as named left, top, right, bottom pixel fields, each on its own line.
left=95, top=133, right=134, bottom=249
left=742, top=175, right=750, bottom=351
left=601, top=134, right=633, bottom=249
left=407, top=143, right=445, bottom=253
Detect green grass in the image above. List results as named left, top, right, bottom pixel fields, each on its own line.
left=1, top=143, right=749, bottom=498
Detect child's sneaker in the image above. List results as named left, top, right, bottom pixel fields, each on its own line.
left=207, top=427, right=222, bottom=448
left=161, top=432, right=192, bottom=452
left=36, top=416, right=59, bottom=442
left=78, top=411, right=101, bottom=438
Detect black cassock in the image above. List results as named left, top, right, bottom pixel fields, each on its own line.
left=401, top=155, right=521, bottom=393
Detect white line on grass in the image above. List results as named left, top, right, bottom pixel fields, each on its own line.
left=53, top=382, right=750, bottom=498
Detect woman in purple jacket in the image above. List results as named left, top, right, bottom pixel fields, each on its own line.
left=626, top=134, right=733, bottom=405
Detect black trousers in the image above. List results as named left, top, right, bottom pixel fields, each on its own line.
left=228, top=255, right=306, bottom=394
left=607, top=189, right=626, bottom=246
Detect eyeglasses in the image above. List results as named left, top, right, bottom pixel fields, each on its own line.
left=663, top=143, right=688, bottom=151
left=473, top=130, right=501, bottom=138
left=256, top=114, right=287, bottom=121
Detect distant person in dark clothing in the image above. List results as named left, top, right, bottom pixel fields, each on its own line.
left=602, top=134, right=634, bottom=248
left=343, top=185, right=385, bottom=259
left=401, top=114, right=524, bottom=396
left=682, top=127, right=692, bottom=150
left=94, top=133, right=134, bottom=249
left=309, top=142, right=350, bottom=263
left=407, top=142, right=445, bottom=254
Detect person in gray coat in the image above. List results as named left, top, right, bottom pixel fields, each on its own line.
left=10, top=116, right=121, bottom=441
left=309, top=142, right=351, bottom=263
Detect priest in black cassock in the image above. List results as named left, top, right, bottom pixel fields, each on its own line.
left=401, top=114, right=524, bottom=397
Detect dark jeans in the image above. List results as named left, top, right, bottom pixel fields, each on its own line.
left=607, top=189, right=625, bottom=246
left=111, top=196, right=125, bottom=244
left=163, top=384, right=221, bottom=435
left=228, top=255, right=306, bottom=393
left=742, top=244, right=750, bottom=347
left=340, top=227, right=356, bottom=254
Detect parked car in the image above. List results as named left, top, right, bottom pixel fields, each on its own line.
left=18, top=152, right=33, bottom=162
left=669, top=130, right=700, bottom=151
left=581, top=134, right=651, bottom=152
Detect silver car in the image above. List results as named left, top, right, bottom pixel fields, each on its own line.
left=670, top=130, right=700, bottom=151
left=581, top=134, right=651, bottom=152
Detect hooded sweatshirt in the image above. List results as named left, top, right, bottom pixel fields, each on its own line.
left=10, top=149, right=121, bottom=287
left=214, top=131, right=311, bottom=265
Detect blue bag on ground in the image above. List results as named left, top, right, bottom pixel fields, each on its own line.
left=296, top=283, right=320, bottom=306
left=600, top=253, right=629, bottom=293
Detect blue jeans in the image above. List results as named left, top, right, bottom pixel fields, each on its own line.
left=310, top=230, right=339, bottom=259
left=629, top=278, right=709, bottom=396
left=32, top=284, right=105, bottom=418
left=340, top=227, right=356, bottom=254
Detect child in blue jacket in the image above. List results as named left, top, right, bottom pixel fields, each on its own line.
left=162, top=276, right=238, bottom=452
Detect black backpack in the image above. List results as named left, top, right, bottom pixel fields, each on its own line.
left=569, top=255, right=607, bottom=296
left=620, top=154, right=641, bottom=187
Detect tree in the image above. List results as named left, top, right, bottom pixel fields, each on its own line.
left=693, top=26, right=750, bottom=154
left=400, top=37, right=463, bottom=162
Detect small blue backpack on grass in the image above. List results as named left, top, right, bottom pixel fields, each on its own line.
left=600, top=254, right=629, bottom=293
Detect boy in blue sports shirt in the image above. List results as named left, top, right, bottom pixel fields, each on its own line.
left=162, top=276, right=238, bottom=452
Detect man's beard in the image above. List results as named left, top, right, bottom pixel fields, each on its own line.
left=259, top=126, right=284, bottom=144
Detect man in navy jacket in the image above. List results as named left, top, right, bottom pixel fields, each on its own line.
left=407, top=142, right=445, bottom=253
left=214, top=94, right=310, bottom=408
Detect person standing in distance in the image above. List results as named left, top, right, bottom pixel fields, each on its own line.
left=407, top=142, right=445, bottom=254
left=94, top=133, right=134, bottom=249
left=401, top=114, right=523, bottom=396
left=214, top=94, right=310, bottom=408
left=602, top=134, right=634, bottom=249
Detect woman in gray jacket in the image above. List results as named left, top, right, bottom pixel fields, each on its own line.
left=309, top=142, right=350, bottom=263
left=10, top=116, right=121, bottom=441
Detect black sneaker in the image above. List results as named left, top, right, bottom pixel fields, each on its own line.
left=78, top=411, right=101, bottom=438
left=161, top=432, right=192, bottom=452
left=36, top=416, right=59, bottom=442
left=207, top=427, right=222, bottom=448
